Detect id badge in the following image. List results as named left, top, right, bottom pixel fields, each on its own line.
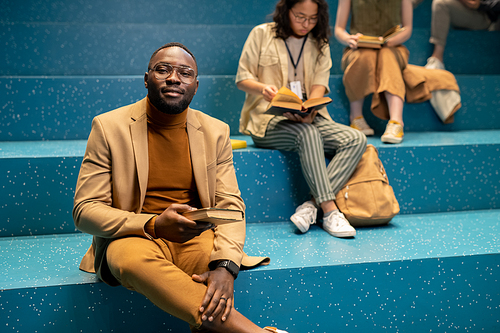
left=290, top=80, right=302, bottom=99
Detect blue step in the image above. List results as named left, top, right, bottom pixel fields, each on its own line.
left=1, top=23, right=498, bottom=76
left=0, top=0, right=434, bottom=28
left=1, top=75, right=499, bottom=141
left=1, top=131, right=499, bottom=237
left=1, top=210, right=499, bottom=332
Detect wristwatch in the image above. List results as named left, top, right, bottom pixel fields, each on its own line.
left=216, top=260, right=240, bottom=279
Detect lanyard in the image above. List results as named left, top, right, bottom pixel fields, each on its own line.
left=285, top=34, right=308, bottom=78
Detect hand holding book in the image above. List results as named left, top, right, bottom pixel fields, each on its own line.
left=182, top=208, right=244, bottom=225
left=264, top=87, right=332, bottom=117
left=357, top=25, right=406, bottom=49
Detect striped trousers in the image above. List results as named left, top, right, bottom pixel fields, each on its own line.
left=251, top=116, right=367, bottom=205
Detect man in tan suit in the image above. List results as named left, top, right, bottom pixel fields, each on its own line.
left=73, top=43, right=284, bottom=333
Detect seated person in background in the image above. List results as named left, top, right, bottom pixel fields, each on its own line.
left=424, top=0, right=500, bottom=70
left=236, top=0, right=367, bottom=238
left=334, top=0, right=413, bottom=144
left=73, top=42, right=286, bottom=333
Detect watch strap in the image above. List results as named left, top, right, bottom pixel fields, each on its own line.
left=216, top=260, right=239, bottom=279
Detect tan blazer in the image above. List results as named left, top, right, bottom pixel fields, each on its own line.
left=235, top=23, right=333, bottom=138
left=73, top=97, right=267, bottom=285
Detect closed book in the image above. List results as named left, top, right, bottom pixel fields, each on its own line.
left=357, top=25, right=406, bottom=49
left=182, top=208, right=244, bottom=224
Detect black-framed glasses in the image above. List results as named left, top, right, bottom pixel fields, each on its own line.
left=149, top=63, right=197, bottom=84
left=290, top=9, right=318, bottom=25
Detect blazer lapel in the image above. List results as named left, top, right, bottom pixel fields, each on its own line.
left=130, top=98, right=149, bottom=210
left=186, top=109, right=210, bottom=208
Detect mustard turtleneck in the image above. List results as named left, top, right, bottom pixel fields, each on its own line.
left=141, top=97, right=201, bottom=217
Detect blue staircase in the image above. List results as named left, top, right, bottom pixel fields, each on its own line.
left=1, top=0, right=499, bottom=332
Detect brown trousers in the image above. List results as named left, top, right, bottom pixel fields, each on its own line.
left=106, top=230, right=215, bottom=329
left=341, top=45, right=410, bottom=119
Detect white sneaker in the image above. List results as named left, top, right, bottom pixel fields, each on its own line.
left=381, top=120, right=404, bottom=144
left=350, top=116, right=374, bottom=136
left=290, top=201, right=317, bottom=233
left=425, top=56, right=445, bottom=70
left=322, top=210, right=356, bottom=238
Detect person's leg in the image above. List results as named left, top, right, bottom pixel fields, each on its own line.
left=385, top=92, right=404, bottom=126
left=341, top=48, right=377, bottom=134
left=428, top=0, right=491, bottom=67
left=312, top=117, right=366, bottom=237
left=314, top=117, right=367, bottom=196
left=429, top=0, right=453, bottom=63
left=376, top=46, right=407, bottom=143
left=252, top=118, right=336, bottom=233
left=106, top=233, right=266, bottom=333
left=252, top=118, right=334, bottom=206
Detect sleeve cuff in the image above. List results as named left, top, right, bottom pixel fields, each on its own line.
left=144, top=216, right=157, bottom=239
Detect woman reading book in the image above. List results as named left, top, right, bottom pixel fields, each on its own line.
left=235, top=0, right=367, bottom=238
left=334, top=0, right=413, bottom=143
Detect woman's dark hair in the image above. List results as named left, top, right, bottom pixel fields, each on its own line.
left=272, top=0, right=331, bottom=53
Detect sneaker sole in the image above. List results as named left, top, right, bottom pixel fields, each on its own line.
left=361, top=129, right=374, bottom=136
left=290, top=216, right=310, bottom=233
left=381, top=136, right=403, bottom=144
left=351, top=126, right=374, bottom=136
left=323, top=228, right=356, bottom=238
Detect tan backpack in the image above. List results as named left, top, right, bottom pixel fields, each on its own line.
left=335, top=145, right=400, bottom=226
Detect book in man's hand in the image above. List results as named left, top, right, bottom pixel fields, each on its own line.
left=264, top=86, right=332, bottom=117
left=182, top=208, right=244, bottom=225
left=357, top=25, right=406, bottom=49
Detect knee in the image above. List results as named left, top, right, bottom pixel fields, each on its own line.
left=346, top=126, right=368, bottom=148
left=106, top=237, right=153, bottom=278
left=296, top=124, right=322, bottom=145
left=432, top=0, right=451, bottom=12
left=353, top=128, right=368, bottom=149
left=351, top=50, right=376, bottom=71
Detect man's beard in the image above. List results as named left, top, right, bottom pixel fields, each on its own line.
left=156, top=96, right=192, bottom=115
left=151, top=87, right=196, bottom=115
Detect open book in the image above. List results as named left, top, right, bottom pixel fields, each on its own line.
left=182, top=208, right=244, bottom=225
left=357, top=25, right=406, bottom=49
left=264, top=86, right=332, bottom=117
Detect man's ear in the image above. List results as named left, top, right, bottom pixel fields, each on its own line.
left=144, top=72, right=149, bottom=89
left=194, top=79, right=199, bottom=95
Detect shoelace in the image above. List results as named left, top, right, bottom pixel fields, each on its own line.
left=301, top=206, right=316, bottom=224
left=335, top=213, right=350, bottom=227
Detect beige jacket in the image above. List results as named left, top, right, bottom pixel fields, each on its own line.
left=73, top=97, right=267, bottom=286
left=236, top=23, right=333, bottom=137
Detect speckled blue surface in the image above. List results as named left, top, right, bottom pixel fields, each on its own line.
left=1, top=210, right=499, bottom=332
left=1, top=75, right=499, bottom=140
left=1, top=25, right=499, bottom=77
left=1, top=131, right=499, bottom=236
left=1, top=0, right=499, bottom=331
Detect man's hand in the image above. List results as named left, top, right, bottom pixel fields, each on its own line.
left=154, top=204, right=214, bottom=243
left=192, top=268, right=235, bottom=322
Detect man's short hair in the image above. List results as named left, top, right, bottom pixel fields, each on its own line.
left=148, top=42, right=198, bottom=73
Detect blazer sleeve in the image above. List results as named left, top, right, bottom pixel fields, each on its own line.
left=72, top=116, right=153, bottom=239
left=209, top=124, right=246, bottom=267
